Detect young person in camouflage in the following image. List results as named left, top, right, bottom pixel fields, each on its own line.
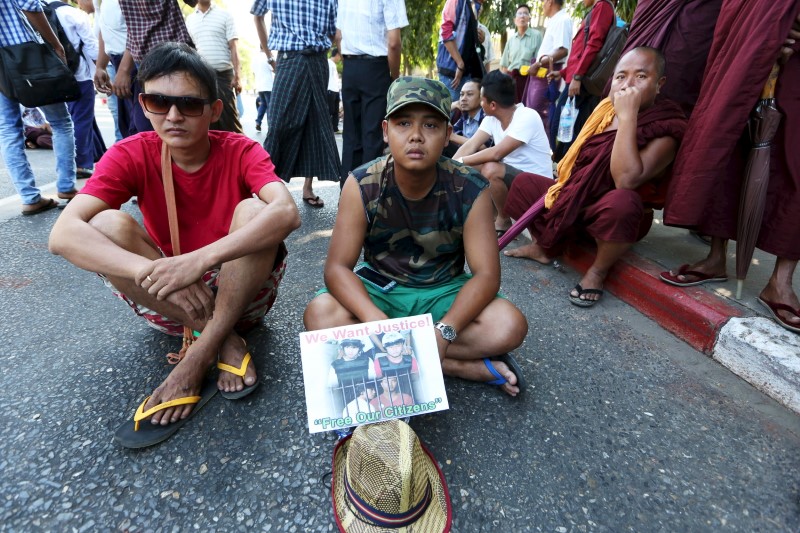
left=304, top=77, right=529, bottom=396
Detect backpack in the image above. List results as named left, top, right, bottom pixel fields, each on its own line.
left=581, top=0, right=629, bottom=96
left=40, top=0, right=84, bottom=74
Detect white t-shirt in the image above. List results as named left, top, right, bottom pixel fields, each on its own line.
left=93, top=0, right=126, bottom=56
left=328, top=59, right=340, bottom=92
left=45, top=0, right=98, bottom=82
left=539, top=8, right=573, bottom=64
left=337, top=0, right=409, bottom=56
left=254, top=53, right=274, bottom=92
left=479, top=105, right=553, bottom=177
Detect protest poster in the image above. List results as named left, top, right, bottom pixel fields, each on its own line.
left=299, top=314, right=449, bottom=434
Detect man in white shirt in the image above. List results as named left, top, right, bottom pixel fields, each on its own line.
left=454, top=70, right=552, bottom=235
left=327, top=48, right=341, bottom=132
left=254, top=45, right=274, bottom=132
left=44, top=0, right=99, bottom=181
left=185, top=0, right=242, bottom=133
left=335, top=0, right=408, bottom=186
left=523, top=0, right=573, bottom=126
left=91, top=0, right=130, bottom=140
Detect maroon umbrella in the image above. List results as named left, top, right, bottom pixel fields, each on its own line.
left=498, top=195, right=546, bottom=250
left=735, top=63, right=782, bottom=299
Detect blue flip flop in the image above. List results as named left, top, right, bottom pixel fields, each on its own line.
left=482, top=353, right=526, bottom=392
left=483, top=357, right=508, bottom=385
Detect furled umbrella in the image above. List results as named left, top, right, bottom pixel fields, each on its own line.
left=498, top=195, right=545, bottom=250
left=735, top=63, right=782, bottom=299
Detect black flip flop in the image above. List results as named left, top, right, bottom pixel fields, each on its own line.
left=494, top=352, right=526, bottom=392
left=483, top=353, right=526, bottom=392
left=302, top=196, right=324, bottom=208
left=114, top=379, right=218, bottom=449
left=569, top=283, right=604, bottom=308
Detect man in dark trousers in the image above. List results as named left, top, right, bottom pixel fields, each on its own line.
left=252, top=0, right=342, bottom=209
left=548, top=0, right=615, bottom=161
left=335, top=0, right=408, bottom=186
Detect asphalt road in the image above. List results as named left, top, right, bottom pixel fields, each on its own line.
left=1, top=102, right=799, bottom=532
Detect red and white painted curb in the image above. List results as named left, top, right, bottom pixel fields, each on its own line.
left=563, top=246, right=800, bottom=415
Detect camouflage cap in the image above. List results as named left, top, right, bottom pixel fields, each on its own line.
left=385, top=77, right=452, bottom=121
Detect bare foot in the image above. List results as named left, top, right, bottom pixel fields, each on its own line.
left=503, top=242, right=552, bottom=265
left=571, top=269, right=605, bottom=303
left=217, top=336, right=258, bottom=393
left=144, top=348, right=212, bottom=425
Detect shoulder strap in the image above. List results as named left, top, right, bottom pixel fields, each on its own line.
left=160, top=142, right=181, bottom=256
left=160, top=142, right=196, bottom=357
left=583, top=0, right=616, bottom=45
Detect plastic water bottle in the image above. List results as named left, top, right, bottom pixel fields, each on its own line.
left=557, top=96, right=577, bottom=143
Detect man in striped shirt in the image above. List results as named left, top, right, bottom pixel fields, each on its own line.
left=186, top=0, right=243, bottom=133
left=95, top=0, right=194, bottom=133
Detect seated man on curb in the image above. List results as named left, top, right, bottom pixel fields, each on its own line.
left=445, top=80, right=488, bottom=156
left=49, top=43, right=300, bottom=444
left=503, top=47, right=687, bottom=308
left=304, top=77, right=529, bottom=397
left=453, top=70, right=552, bottom=236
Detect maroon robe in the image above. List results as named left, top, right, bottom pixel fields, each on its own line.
left=664, top=0, right=800, bottom=260
left=621, top=0, right=724, bottom=116
left=506, top=98, right=687, bottom=255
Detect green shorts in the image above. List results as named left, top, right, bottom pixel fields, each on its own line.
left=318, top=267, right=504, bottom=321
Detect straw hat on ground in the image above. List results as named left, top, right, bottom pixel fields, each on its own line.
left=331, top=419, right=452, bottom=532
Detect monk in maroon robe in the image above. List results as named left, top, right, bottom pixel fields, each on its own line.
left=504, top=47, right=687, bottom=307
left=621, top=0, right=723, bottom=117
left=661, top=2, right=800, bottom=334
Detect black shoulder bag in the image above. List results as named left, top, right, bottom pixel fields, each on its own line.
left=0, top=8, right=80, bottom=107
left=581, top=0, right=629, bottom=96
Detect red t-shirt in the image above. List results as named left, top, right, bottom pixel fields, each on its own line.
left=80, top=131, right=282, bottom=255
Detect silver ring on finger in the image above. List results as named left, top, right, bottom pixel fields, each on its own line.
left=146, top=275, right=154, bottom=283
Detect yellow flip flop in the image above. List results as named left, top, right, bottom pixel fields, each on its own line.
left=217, top=351, right=260, bottom=400
left=114, top=379, right=218, bottom=449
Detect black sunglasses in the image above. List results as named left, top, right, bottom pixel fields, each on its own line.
left=140, top=93, right=211, bottom=117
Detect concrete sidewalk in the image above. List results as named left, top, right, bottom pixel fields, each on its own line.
left=527, top=213, right=800, bottom=414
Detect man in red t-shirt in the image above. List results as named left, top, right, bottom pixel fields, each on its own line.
left=49, top=43, right=300, bottom=448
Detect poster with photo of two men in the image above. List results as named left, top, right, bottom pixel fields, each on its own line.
left=299, top=314, right=449, bottom=434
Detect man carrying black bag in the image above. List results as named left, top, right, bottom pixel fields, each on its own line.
left=0, top=0, right=77, bottom=215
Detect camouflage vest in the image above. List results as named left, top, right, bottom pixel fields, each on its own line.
left=355, top=156, right=489, bottom=287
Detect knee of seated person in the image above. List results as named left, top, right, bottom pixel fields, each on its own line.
left=88, top=209, right=138, bottom=238
left=502, top=304, right=529, bottom=346
left=230, top=197, right=266, bottom=230
left=482, top=162, right=506, bottom=181
left=303, top=293, right=344, bottom=330
left=482, top=301, right=528, bottom=349
left=605, top=189, right=644, bottom=219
